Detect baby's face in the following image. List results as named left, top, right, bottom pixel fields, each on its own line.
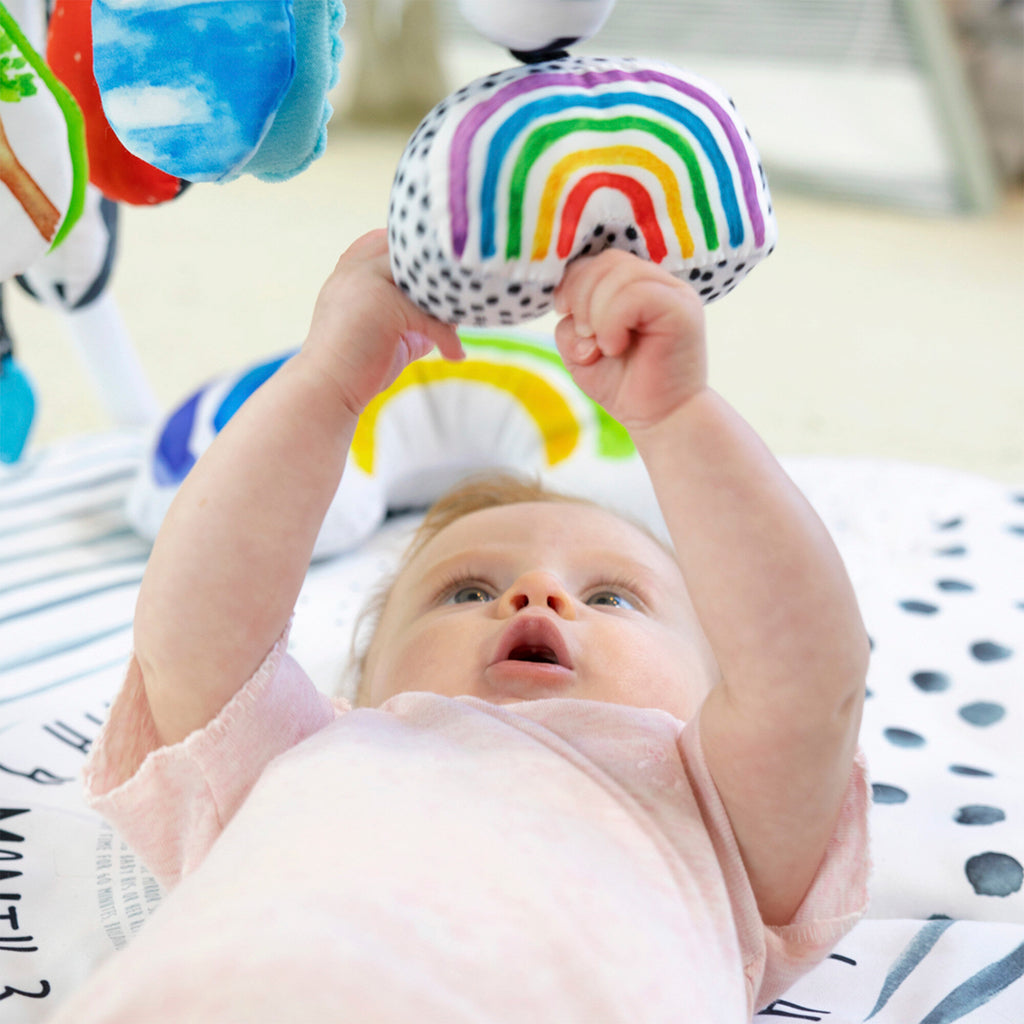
left=363, top=502, right=717, bottom=719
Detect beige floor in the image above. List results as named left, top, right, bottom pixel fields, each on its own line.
left=7, top=123, right=1024, bottom=483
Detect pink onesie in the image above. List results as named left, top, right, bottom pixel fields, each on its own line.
left=47, top=632, right=870, bottom=1023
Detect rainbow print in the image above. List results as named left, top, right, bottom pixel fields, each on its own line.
left=351, top=333, right=634, bottom=475
left=443, top=59, right=771, bottom=268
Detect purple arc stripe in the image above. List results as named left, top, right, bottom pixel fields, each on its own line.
left=448, top=67, right=765, bottom=258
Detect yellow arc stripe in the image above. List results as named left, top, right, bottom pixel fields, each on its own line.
left=352, top=360, right=581, bottom=474
left=531, top=145, right=694, bottom=261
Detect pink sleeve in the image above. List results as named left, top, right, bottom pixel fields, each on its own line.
left=82, top=629, right=345, bottom=889
left=679, top=711, right=871, bottom=1014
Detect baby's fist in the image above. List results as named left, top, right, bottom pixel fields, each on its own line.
left=553, top=250, right=708, bottom=432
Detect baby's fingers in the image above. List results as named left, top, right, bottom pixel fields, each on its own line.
left=555, top=315, right=601, bottom=368
left=557, top=250, right=657, bottom=356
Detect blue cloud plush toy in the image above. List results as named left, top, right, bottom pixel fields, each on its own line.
left=91, top=0, right=344, bottom=183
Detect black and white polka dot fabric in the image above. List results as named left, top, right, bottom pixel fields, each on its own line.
left=783, top=457, right=1023, bottom=923
left=387, top=55, right=777, bottom=327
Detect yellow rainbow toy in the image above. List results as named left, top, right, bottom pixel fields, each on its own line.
left=128, top=330, right=658, bottom=559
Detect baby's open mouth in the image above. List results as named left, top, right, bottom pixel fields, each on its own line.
left=492, top=617, right=573, bottom=672
left=508, top=645, right=560, bottom=665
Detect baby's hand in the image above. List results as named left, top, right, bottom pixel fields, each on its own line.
left=553, top=250, right=708, bottom=433
left=303, top=230, right=464, bottom=417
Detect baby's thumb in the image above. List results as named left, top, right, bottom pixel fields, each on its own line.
left=379, top=327, right=463, bottom=394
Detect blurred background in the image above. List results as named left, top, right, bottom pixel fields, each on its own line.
left=6, top=0, right=1024, bottom=480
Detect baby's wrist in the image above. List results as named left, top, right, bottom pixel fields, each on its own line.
left=628, top=386, right=715, bottom=452
left=283, top=349, right=365, bottom=429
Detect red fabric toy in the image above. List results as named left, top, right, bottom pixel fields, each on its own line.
left=45, top=0, right=185, bottom=205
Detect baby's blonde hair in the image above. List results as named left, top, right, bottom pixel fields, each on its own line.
left=347, top=472, right=604, bottom=706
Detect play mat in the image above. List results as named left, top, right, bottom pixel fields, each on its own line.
left=1, top=356, right=1022, bottom=1018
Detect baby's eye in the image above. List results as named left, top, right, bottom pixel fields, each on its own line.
left=586, top=591, right=636, bottom=610
left=450, top=585, right=494, bottom=605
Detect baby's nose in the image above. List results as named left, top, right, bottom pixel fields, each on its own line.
left=502, top=571, right=576, bottom=619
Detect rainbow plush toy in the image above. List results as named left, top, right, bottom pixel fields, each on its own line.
left=388, top=0, right=777, bottom=326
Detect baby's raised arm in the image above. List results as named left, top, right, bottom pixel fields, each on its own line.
left=554, top=251, right=869, bottom=926
left=133, top=231, right=463, bottom=747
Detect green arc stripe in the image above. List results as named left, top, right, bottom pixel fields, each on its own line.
left=506, top=115, right=718, bottom=260
left=458, top=333, right=635, bottom=460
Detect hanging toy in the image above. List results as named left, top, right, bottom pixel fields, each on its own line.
left=88, top=0, right=345, bottom=184
left=0, top=284, right=34, bottom=462
left=0, top=0, right=86, bottom=279
left=45, top=0, right=186, bottom=205
left=388, top=0, right=776, bottom=327
left=456, top=0, right=616, bottom=63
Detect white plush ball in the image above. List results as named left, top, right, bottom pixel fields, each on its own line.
left=457, top=0, right=617, bottom=56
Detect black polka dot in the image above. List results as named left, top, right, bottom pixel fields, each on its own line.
left=965, top=852, right=1023, bottom=896
left=936, top=516, right=964, bottom=530
left=950, top=764, right=994, bottom=778
left=900, top=600, right=939, bottom=614
left=1008, top=525, right=1024, bottom=537
left=955, top=805, right=1006, bottom=826
left=935, top=545, right=967, bottom=557
left=872, top=783, right=908, bottom=804
left=971, top=641, right=1013, bottom=663
left=884, top=727, right=925, bottom=748
left=959, top=702, right=1006, bottom=726
left=912, top=670, right=950, bottom=693
left=936, top=579, right=974, bottom=593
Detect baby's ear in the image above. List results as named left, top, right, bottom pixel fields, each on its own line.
left=387, top=55, right=777, bottom=329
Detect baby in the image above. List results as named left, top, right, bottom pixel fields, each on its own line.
left=47, top=231, right=870, bottom=1023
